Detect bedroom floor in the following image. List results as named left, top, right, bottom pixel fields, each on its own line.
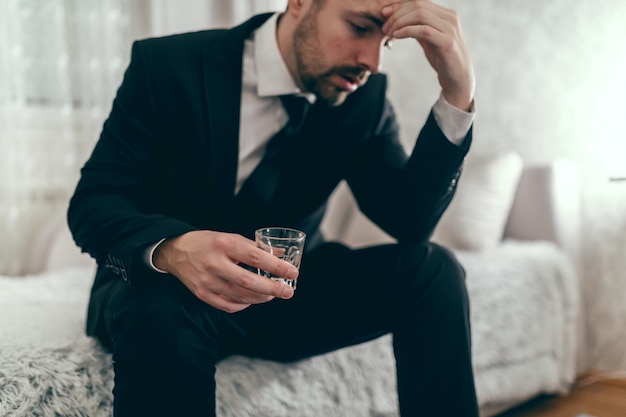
left=495, top=372, right=626, bottom=417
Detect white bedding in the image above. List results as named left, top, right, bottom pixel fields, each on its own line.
left=0, top=240, right=580, bottom=417
left=459, top=240, right=580, bottom=413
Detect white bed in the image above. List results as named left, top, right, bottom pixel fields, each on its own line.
left=0, top=158, right=584, bottom=417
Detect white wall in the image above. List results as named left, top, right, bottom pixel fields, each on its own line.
left=381, top=0, right=626, bottom=373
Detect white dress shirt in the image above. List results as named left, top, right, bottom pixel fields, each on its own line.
left=146, top=12, right=475, bottom=272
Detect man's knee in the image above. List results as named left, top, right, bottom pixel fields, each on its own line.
left=392, top=242, right=471, bottom=339
left=400, top=241, right=464, bottom=274
left=396, top=242, right=467, bottom=301
left=428, top=242, right=466, bottom=281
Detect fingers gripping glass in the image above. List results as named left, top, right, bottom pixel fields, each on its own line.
left=255, top=227, right=306, bottom=290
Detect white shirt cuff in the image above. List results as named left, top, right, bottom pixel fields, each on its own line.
left=432, top=94, right=475, bottom=146
left=144, top=238, right=168, bottom=274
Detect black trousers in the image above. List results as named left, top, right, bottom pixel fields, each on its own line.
left=95, top=241, right=479, bottom=417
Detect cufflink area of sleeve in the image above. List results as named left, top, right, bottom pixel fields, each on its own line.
left=145, top=238, right=168, bottom=274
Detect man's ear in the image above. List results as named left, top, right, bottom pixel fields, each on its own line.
left=286, top=0, right=308, bottom=18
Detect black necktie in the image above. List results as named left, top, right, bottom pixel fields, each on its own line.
left=265, top=95, right=310, bottom=157
left=235, top=95, right=311, bottom=223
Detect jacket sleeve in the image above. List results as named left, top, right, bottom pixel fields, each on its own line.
left=67, top=40, right=197, bottom=288
left=346, top=94, right=472, bottom=244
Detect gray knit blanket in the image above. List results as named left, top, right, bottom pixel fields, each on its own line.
left=0, top=241, right=579, bottom=417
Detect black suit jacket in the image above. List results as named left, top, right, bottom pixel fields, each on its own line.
left=68, top=13, right=471, bottom=336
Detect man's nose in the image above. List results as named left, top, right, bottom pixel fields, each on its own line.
left=356, top=39, right=384, bottom=74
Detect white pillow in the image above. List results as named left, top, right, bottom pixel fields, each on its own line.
left=431, top=151, right=524, bottom=251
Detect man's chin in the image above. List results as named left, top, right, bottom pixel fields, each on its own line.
left=317, top=88, right=350, bottom=107
left=325, top=93, right=349, bottom=107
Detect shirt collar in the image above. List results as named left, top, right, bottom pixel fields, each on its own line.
left=254, top=13, right=316, bottom=103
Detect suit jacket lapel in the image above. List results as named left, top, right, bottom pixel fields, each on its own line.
left=202, top=13, right=275, bottom=202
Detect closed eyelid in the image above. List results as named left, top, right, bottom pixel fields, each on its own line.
left=351, top=22, right=371, bottom=32
left=347, top=10, right=385, bottom=29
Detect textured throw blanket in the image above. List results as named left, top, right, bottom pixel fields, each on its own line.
left=0, top=241, right=579, bottom=417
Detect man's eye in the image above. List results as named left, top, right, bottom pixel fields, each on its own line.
left=351, top=23, right=369, bottom=34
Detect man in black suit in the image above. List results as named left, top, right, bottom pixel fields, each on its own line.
left=69, top=0, right=479, bottom=415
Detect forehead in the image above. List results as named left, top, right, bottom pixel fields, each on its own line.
left=323, top=0, right=399, bottom=16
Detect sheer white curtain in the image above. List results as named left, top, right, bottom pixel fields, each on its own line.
left=145, top=0, right=287, bottom=37
left=0, top=0, right=136, bottom=274
left=0, top=0, right=287, bottom=275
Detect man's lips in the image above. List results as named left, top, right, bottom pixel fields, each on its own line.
left=333, top=73, right=366, bottom=92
